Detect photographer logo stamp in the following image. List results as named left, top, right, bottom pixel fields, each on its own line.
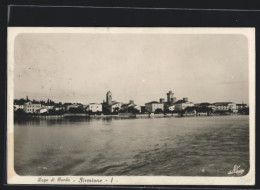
left=227, top=165, right=245, bottom=176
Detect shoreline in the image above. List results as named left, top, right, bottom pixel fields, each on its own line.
left=14, top=112, right=249, bottom=121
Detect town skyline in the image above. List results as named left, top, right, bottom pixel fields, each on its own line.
left=14, top=89, right=247, bottom=106
left=14, top=33, right=249, bottom=105
left=14, top=89, right=249, bottom=116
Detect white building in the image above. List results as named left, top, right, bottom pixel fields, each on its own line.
left=208, top=105, right=217, bottom=111
left=55, top=106, right=65, bottom=111
left=14, top=103, right=24, bottom=111
left=44, top=105, right=54, bottom=110
left=145, top=101, right=164, bottom=113
left=86, top=103, right=102, bottom=113
left=36, top=108, right=48, bottom=114
left=174, top=98, right=194, bottom=111
left=214, top=102, right=237, bottom=112
left=66, top=103, right=82, bottom=111
left=195, top=102, right=217, bottom=112
left=23, top=101, right=41, bottom=113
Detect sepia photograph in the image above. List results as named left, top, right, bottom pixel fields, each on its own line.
left=7, top=27, right=255, bottom=185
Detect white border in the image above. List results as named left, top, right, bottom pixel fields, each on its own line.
left=7, top=27, right=255, bottom=185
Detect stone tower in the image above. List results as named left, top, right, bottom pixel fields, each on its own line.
left=106, top=91, right=112, bottom=105
left=160, top=98, right=165, bottom=104
left=166, top=91, right=174, bottom=103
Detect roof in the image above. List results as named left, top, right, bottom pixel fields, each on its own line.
left=112, top=102, right=123, bottom=105
left=236, top=104, right=247, bottom=106
left=127, top=103, right=137, bottom=107
left=174, top=100, right=185, bottom=104
left=145, top=101, right=161, bottom=104
left=67, top=103, right=82, bottom=107
left=174, top=100, right=193, bottom=104
left=197, top=102, right=211, bottom=107
left=174, top=100, right=186, bottom=104
left=89, top=103, right=102, bottom=105
left=214, top=102, right=234, bottom=106
left=64, top=103, right=73, bottom=105
left=25, top=101, right=41, bottom=105
left=38, top=107, right=48, bottom=110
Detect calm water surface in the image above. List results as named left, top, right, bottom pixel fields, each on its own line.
left=14, top=115, right=249, bottom=176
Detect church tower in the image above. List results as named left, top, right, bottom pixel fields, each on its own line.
left=106, top=91, right=112, bottom=105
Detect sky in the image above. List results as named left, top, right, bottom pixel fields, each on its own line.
left=14, top=32, right=249, bottom=105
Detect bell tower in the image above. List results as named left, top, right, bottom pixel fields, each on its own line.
left=106, top=91, right=112, bottom=105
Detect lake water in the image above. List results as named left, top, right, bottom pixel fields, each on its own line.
left=14, top=115, right=249, bottom=176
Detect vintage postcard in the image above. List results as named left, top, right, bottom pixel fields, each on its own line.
left=7, top=27, right=255, bottom=185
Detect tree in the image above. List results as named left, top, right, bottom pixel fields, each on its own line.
left=165, top=108, right=175, bottom=114
left=102, top=107, right=111, bottom=115
left=69, top=107, right=84, bottom=113
left=127, top=106, right=140, bottom=114
left=112, top=107, right=120, bottom=115
left=154, top=109, right=163, bottom=114
left=96, top=111, right=102, bottom=115
left=184, top=106, right=196, bottom=113
left=238, top=107, right=249, bottom=115
left=14, top=109, right=27, bottom=117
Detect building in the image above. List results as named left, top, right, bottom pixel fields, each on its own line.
left=174, top=98, right=194, bottom=111
left=14, top=103, right=24, bottom=111
left=54, top=107, right=65, bottom=111
left=133, top=105, right=141, bottom=113
left=195, top=102, right=211, bottom=107
left=44, top=104, right=54, bottom=110
left=121, top=101, right=141, bottom=113
left=39, top=99, right=56, bottom=110
left=236, top=103, right=247, bottom=110
left=65, top=103, right=82, bottom=111
left=23, top=101, right=41, bottom=113
left=166, top=91, right=174, bottom=103
left=166, top=91, right=177, bottom=104
left=111, top=102, right=123, bottom=112
left=213, top=102, right=237, bottom=112
left=36, top=108, right=48, bottom=114
left=195, top=102, right=217, bottom=112
left=86, top=103, right=102, bottom=113
left=14, top=98, right=29, bottom=111
left=208, top=104, right=217, bottom=111
left=106, top=91, right=112, bottom=105
left=192, top=102, right=216, bottom=114
left=145, top=101, right=164, bottom=113
left=14, top=101, right=25, bottom=110
left=164, top=91, right=177, bottom=109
